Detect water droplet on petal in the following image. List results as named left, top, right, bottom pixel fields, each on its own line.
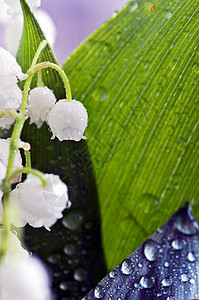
left=140, top=275, right=156, bottom=288
left=62, top=210, right=84, bottom=230
left=181, top=274, right=189, bottom=282
left=161, top=278, right=173, bottom=287
left=187, top=252, right=196, bottom=262
left=74, top=267, right=88, bottom=282
left=94, top=286, right=105, bottom=299
left=121, top=259, right=134, bottom=275
left=144, top=239, right=162, bottom=261
left=171, top=239, right=186, bottom=250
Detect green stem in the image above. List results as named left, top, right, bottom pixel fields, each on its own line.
left=25, top=150, right=31, bottom=168
left=46, top=62, right=72, bottom=101
left=7, top=168, right=46, bottom=187
left=0, top=41, right=48, bottom=263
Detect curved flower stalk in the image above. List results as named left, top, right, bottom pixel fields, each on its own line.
left=84, top=203, right=199, bottom=300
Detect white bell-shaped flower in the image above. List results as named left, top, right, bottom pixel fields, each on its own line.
left=0, top=256, right=52, bottom=300
left=0, top=229, right=29, bottom=264
left=48, top=99, right=88, bottom=142
left=0, top=162, right=6, bottom=205
left=0, top=84, right=22, bottom=129
left=27, top=86, right=56, bottom=128
left=0, top=138, right=23, bottom=182
left=3, top=0, right=41, bottom=16
left=10, top=173, right=70, bottom=229
left=4, top=9, right=56, bottom=56
left=0, top=47, right=26, bottom=88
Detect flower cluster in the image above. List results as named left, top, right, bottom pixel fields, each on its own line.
left=27, top=88, right=88, bottom=141
left=0, top=0, right=56, bottom=56
left=0, top=18, right=89, bottom=297
left=0, top=47, right=26, bottom=128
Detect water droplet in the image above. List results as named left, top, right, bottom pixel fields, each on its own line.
left=190, top=278, right=195, bottom=284
left=140, top=276, right=156, bottom=288
left=171, top=239, right=186, bottom=250
left=47, top=254, right=61, bottom=264
left=129, top=2, right=138, bottom=12
left=62, top=210, right=84, bottom=230
left=109, top=270, right=118, bottom=278
left=74, top=267, right=87, bottom=282
left=138, top=263, right=142, bottom=268
left=59, top=281, right=70, bottom=291
left=92, top=86, right=108, bottom=102
left=181, top=274, right=189, bottom=282
left=187, top=252, right=196, bottom=262
left=161, top=278, right=173, bottom=287
left=144, top=239, right=162, bottom=261
left=175, top=207, right=199, bottom=235
left=64, top=243, right=77, bottom=255
left=94, top=286, right=105, bottom=299
left=165, top=11, right=172, bottom=19
left=85, top=222, right=93, bottom=229
left=121, top=259, right=134, bottom=275
left=164, top=262, right=169, bottom=267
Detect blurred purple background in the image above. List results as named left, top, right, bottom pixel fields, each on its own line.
left=0, top=0, right=127, bottom=63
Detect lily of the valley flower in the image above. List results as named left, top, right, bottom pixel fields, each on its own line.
left=0, top=256, right=52, bottom=300
left=0, top=138, right=23, bottom=176
left=48, top=99, right=88, bottom=142
left=0, top=47, right=26, bottom=129
left=27, top=86, right=56, bottom=128
left=10, top=173, right=70, bottom=230
left=2, top=0, right=41, bottom=16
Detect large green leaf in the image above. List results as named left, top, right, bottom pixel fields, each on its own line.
left=62, top=0, right=199, bottom=270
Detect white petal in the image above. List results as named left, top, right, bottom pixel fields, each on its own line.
left=10, top=173, right=69, bottom=229
left=0, top=256, right=52, bottom=300
left=0, top=138, right=23, bottom=173
left=27, top=86, right=56, bottom=128
left=0, top=47, right=26, bottom=81
left=3, top=0, right=41, bottom=16
left=48, top=99, right=88, bottom=142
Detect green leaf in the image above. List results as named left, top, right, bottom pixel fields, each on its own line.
left=62, top=0, right=199, bottom=270
left=12, top=0, right=107, bottom=298
left=17, top=0, right=65, bottom=99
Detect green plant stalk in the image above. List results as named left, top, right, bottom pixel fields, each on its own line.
left=7, top=167, right=46, bottom=187
left=0, top=41, right=48, bottom=262
left=25, top=150, right=31, bottom=168
left=46, top=62, right=72, bottom=101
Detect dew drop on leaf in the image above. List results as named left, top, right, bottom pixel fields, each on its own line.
left=161, top=277, right=173, bottom=287
left=144, top=239, right=162, bottom=261
left=73, top=267, right=88, bottom=282
left=171, top=239, right=186, bottom=250
left=94, top=286, right=105, bottom=299
left=121, top=259, right=134, bottom=275
left=62, top=210, right=84, bottom=230
left=181, top=274, right=189, bottom=282
left=129, top=2, right=138, bottom=12
left=139, top=275, right=156, bottom=288
left=187, top=252, right=196, bottom=262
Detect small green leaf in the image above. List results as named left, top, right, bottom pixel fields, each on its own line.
left=62, top=0, right=199, bottom=270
